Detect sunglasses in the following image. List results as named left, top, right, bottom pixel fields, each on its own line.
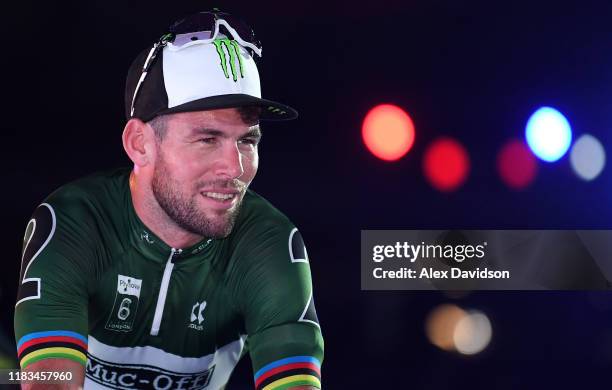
left=130, top=10, right=262, bottom=118
left=169, top=11, right=262, bottom=56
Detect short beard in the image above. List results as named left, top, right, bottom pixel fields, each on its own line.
left=151, top=150, right=243, bottom=239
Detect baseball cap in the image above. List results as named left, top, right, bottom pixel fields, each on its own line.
left=124, top=12, right=298, bottom=122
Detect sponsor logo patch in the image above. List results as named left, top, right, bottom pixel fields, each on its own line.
left=188, top=301, right=207, bottom=331
left=86, top=354, right=215, bottom=389
left=105, top=275, right=142, bottom=332
left=212, top=38, right=245, bottom=82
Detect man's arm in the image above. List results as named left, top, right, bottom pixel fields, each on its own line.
left=21, top=359, right=84, bottom=390
left=233, top=218, right=324, bottom=390
left=14, top=198, right=93, bottom=388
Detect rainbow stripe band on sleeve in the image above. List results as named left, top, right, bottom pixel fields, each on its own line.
left=254, top=356, right=321, bottom=390
left=17, top=330, right=88, bottom=368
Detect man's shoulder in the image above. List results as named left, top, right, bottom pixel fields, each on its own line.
left=32, top=168, right=132, bottom=241
left=227, top=190, right=309, bottom=266
left=44, top=167, right=131, bottom=214
left=236, top=189, right=294, bottom=234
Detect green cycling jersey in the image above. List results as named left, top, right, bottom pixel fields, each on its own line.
left=14, top=167, right=323, bottom=389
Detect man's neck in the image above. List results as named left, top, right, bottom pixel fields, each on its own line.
left=129, top=171, right=203, bottom=249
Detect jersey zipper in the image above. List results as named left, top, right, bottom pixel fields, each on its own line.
left=150, top=247, right=182, bottom=336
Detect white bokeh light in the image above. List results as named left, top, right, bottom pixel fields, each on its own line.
left=570, top=134, right=606, bottom=181
left=525, top=107, right=572, bottom=162
left=453, top=310, right=492, bottom=355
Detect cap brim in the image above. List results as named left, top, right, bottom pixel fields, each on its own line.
left=156, top=93, right=298, bottom=121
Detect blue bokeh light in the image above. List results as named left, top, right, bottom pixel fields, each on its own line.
left=525, top=107, right=572, bottom=162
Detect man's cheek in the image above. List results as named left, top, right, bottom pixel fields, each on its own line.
left=244, top=152, right=259, bottom=180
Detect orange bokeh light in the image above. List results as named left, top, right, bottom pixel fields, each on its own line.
left=362, top=104, right=415, bottom=161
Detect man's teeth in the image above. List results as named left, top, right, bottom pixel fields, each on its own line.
left=203, top=192, right=236, bottom=200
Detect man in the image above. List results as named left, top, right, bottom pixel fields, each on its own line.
left=14, top=11, right=323, bottom=390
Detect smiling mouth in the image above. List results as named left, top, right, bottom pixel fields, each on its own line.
left=201, top=191, right=237, bottom=201
left=200, top=191, right=240, bottom=208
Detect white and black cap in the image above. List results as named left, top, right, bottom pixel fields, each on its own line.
left=125, top=29, right=298, bottom=122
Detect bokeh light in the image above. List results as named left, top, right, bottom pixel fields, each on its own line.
left=570, top=134, right=606, bottom=181
left=425, top=304, right=466, bottom=351
left=497, top=139, right=538, bottom=189
left=362, top=104, right=415, bottom=161
left=525, top=107, right=572, bottom=162
left=453, top=310, right=492, bottom=355
left=423, top=137, right=470, bottom=192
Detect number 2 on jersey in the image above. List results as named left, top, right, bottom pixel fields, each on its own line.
left=16, top=203, right=56, bottom=306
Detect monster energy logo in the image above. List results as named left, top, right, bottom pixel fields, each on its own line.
left=212, top=39, right=245, bottom=82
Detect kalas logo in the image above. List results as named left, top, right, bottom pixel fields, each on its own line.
left=188, top=301, right=207, bottom=331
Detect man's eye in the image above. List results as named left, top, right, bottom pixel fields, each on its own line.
left=199, top=138, right=216, bottom=144
left=239, top=138, right=258, bottom=146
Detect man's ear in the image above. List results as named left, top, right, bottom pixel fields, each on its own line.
left=122, top=118, right=156, bottom=167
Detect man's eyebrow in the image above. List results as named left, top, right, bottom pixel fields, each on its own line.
left=190, top=126, right=262, bottom=138
left=242, top=126, right=262, bottom=138
left=190, top=128, right=226, bottom=137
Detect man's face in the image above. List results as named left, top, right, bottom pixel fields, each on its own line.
left=150, top=108, right=260, bottom=239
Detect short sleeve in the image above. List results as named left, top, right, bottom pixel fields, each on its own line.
left=235, top=220, right=324, bottom=390
left=14, top=192, right=96, bottom=368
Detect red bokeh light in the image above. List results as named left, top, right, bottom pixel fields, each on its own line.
left=362, top=104, right=415, bottom=161
left=423, top=137, right=470, bottom=192
left=497, top=139, right=537, bottom=189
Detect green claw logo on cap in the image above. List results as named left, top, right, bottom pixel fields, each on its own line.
left=212, top=38, right=245, bottom=82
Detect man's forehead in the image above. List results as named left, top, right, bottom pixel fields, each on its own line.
left=170, top=108, right=245, bottom=123
left=165, top=109, right=260, bottom=133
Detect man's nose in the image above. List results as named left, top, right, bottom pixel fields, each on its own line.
left=215, top=142, right=244, bottom=179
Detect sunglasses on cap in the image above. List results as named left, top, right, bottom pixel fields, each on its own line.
left=130, top=10, right=262, bottom=118
left=169, top=11, right=262, bottom=56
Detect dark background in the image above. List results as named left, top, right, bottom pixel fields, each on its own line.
left=2, top=0, right=612, bottom=388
